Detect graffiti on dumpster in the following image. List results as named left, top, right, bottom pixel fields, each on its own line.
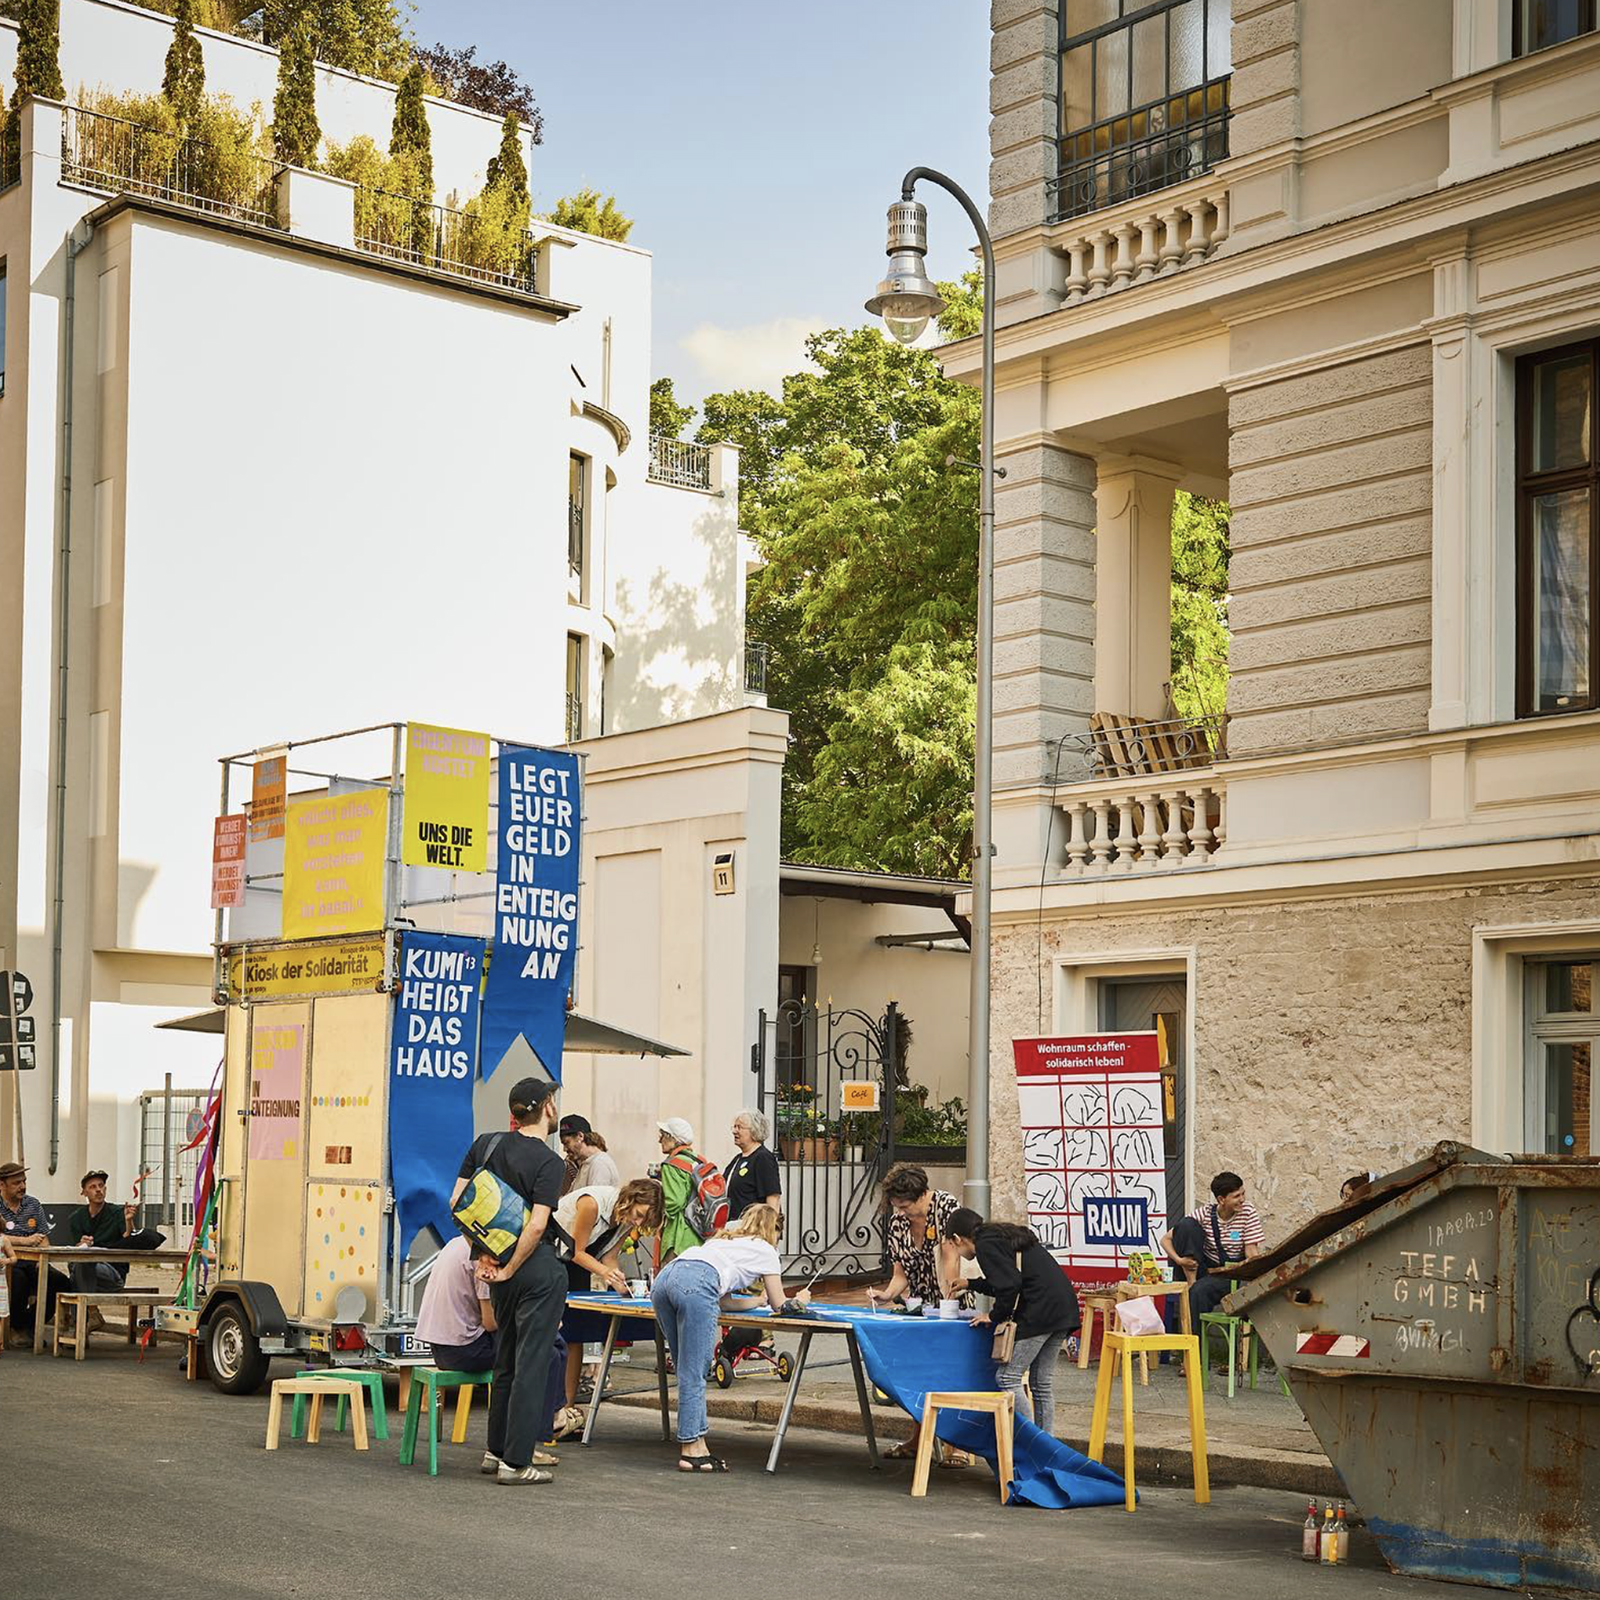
left=1387, top=1245, right=1492, bottom=1358
left=1565, top=1266, right=1600, bottom=1377
left=1423, top=1205, right=1493, bottom=1248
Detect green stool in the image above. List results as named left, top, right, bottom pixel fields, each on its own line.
left=399, top=1367, right=493, bottom=1476
left=1198, top=1311, right=1259, bottom=1399
left=289, top=1368, right=389, bottom=1441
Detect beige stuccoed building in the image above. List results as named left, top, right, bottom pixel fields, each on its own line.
left=947, top=0, right=1600, bottom=1239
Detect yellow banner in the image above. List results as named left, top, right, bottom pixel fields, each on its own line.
left=281, top=788, right=389, bottom=940
left=226, top=937, right=386, bottom=1000
left=401, top=723, right=491, bottom=873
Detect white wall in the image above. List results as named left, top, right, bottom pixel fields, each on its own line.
left=777, top=893, right=970, bottom=1109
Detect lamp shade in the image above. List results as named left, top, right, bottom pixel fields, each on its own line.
left=865, top=198, right=945, bottom=345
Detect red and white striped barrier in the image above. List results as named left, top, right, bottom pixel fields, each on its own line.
left=1296, top=1331, right=1371, bottom=1358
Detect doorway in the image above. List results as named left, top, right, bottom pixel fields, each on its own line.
left=1099, top=976, right=1188, bottom=1222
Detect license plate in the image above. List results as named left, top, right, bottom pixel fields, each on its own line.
left=400, top=1333, right=430, bottom=1356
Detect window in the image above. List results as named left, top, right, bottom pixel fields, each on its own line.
left=565, top=634, right=584, bottom=742
left=568, top=452, right=586, bottom=580
left=1524, top=958, right=1598, bottom=1156
left=1055, top=0, right=1231, bottom=221
left=1513, top=0, right=1596, bottom=56
left=1516, top=340, right=1598, bottom=716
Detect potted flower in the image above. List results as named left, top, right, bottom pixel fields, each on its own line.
left=776, top=1082, right=818, bottom=1157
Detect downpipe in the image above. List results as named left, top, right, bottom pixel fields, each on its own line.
left=50, top=217, right=92, bottom=1174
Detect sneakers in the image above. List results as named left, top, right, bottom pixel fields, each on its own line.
left=480, top=1452, right=502, bottom=1475
left=496, top=1462, right=555, bottom=1485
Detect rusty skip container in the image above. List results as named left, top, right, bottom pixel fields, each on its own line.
left=1226, top=1144, right=1600, bottom=1591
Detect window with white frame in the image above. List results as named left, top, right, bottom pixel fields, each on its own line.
left=1524, top=957, right=1598, bottom=1155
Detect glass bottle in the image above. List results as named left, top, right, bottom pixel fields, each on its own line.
left=1301, top=1500, right=1320, bottom=1561
left=1336, top=1504, right=1350, bottom=1564
left=1321, top=1505, right=1338, bottom=1564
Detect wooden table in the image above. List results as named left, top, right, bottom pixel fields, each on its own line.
left=5, top=1246, right=191, bottom=1355
left=566, top=1293, right=883, bottom=1475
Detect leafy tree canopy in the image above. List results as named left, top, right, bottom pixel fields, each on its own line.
left=414, top=43, right=542, bottom=140
left=271, top=11, right=320, bottom=167
left=546, top=187, right=633, bottom=242
left=13, top=0, right=64, bottom=101
left=483, top=111, right=528, bottom=209
left=1169, top=492, right=1230, bottom=723
left=649, top=378, right=694, bottom=441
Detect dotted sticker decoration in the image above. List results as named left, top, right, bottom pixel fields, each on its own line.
left=309, top=1183, right=378, bottom=1308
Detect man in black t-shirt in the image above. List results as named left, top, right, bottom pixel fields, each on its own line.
left=723, top=1110, right=782, bottom=1221
left=452, top=1077, right=567, bottom=1485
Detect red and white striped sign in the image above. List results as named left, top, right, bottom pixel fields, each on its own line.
left=1296, top=1332, right=1370, bottom=1358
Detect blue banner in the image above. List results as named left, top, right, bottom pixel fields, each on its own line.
left=480, top=745, right=580, bottom=1083
left=389, top=931, right=484, bottom=1259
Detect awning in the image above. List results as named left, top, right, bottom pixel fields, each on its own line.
left=156, top=1006, right=687, bottom=1058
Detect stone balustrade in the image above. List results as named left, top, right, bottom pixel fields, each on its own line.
left=1057, top=775, right=1226, bottom=873
left=1054, top=181, right=1230, bottom=309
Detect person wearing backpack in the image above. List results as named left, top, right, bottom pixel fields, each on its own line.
left=451, top=1077, right=568, bottom=1486
left=655, top=1118, right=728, bottom=1265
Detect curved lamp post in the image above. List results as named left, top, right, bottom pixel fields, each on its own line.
left=867, top=169, right=995, bottom=1218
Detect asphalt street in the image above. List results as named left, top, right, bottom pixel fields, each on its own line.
left=0, top=1347, right=1514, bottom=1600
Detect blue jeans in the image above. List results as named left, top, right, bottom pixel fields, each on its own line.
left=652, top=1260, right=720, bottom=1445
left=70, top=1261, right=124, bottom=1293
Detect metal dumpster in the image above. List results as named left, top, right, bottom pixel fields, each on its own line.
left=1227, top=1144, right=1600, bottom=1592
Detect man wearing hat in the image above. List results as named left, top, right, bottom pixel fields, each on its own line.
left=64, top=1169, right=139, bottom=1294
left=557, top=1114, right=620, bottom=1196
left=656, top=1117, right=711, bottom=1265
left=1, top=1160, right=67, bottom=1341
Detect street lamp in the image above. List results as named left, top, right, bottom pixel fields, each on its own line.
left=866, top=169, right=995, bottom=1219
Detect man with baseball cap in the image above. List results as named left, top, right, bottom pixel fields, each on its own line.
left=452, top=1077, right=567, bottom=1486
left=64, top=1169, right=140, bottom=1294
left=1, top=1160, right=67, bottom=1341
left=557, top=1114, right=619, bottom=1196
left=656, top=1117, right=707, bottom=1265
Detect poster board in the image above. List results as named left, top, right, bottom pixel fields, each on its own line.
left=281, top=788, right=389, bottom=940
left=401, top=723, right=490, bottom=873
left=1012, top=1034, right=1169, bottom=1285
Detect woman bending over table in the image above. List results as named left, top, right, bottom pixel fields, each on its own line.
left=944, top=1208, right=1080, bottom=1435
left=551, top=1178, right=664, bottom=1439
left=866, top=1163, right=974, bottom=1465
left=651, top=1203, right=809, bottom=1472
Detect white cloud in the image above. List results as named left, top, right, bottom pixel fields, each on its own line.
left=679, top=315, right=829, bottom=396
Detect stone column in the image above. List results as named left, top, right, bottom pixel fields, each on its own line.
left=1224, top=0, right=1302, bottom=246
left=989, top=0, right=1060, bottom=240
left=1093, top=457, right=1181, bottom=721
left=993, top=438, right=1097, bottom=793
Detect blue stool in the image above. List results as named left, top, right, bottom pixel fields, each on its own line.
left=399, top=1367, right=494, bottom=1476
left=290, top=1368, right=389, bottom=1440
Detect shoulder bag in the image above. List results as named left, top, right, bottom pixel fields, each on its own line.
left=991, top=1250, right=1023, bottom=1363
left=453, top=1133, right=574, bottom=1266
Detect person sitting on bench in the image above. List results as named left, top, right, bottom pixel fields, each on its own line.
left=1159, top=1170, right=1265, bottom=1318
left=1, top=1160, right=69, bottom=1340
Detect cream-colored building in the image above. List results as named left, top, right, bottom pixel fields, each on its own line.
left=0, top=1, right=762, bottom=1195
left=959, top=0, right=1600, bottom=1236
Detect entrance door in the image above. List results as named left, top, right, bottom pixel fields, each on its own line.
left=1099, top=978, right=1187, bottom=1222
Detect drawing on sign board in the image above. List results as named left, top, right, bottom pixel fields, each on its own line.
left=1116, top=1177, right=1164, bottom=1216
left=1027, top=1173, right=1068, bottom=1213
left=1064, top=1085, right=1108, bottom=1126
left=1024, top=1129, right=1063, bottom=1169
left=1035, top=1217, right=1072, bottom=1251
left=1113, top=1129, right=1160, bottom=1169
left=1112, top=1086, right=1159, bottom=1125
left=1068, top=1170, right=1115, bottom=1210
left=1063, top=1128, right=1109, bottom=1169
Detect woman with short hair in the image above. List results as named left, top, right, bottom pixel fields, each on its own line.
left=943, top=1207, right=1080, bottom=1435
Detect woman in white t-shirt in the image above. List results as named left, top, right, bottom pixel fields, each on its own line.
left=650, top=1203, right=809, bottom=1472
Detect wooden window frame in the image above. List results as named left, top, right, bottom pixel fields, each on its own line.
left=1512, top=0, right=1598, bottom=57
left=1514, top=337, right=1600, bottom=718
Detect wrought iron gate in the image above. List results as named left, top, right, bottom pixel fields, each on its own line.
left=752, top=1001, right=899, bottom=1278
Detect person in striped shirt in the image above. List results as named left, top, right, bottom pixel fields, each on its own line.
left=1159, top=1171, right=1265, bottom=1318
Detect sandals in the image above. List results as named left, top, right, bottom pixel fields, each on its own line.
left=677, top=1454, right=729, bottom=1472
left=551, top=1405, right=586, bottom=1440
left=884, top=1439, right=918, bottom=1460
left=884, top=1438, right=971, bottom=1466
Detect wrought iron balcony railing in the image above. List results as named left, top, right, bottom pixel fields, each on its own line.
left=744, top=640, right=769, bottom=697
left=648, top=434, right=713, bottom=490
left=351, top=184, right=539, bottom=293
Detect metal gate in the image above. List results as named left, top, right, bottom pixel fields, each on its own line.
left=753, top=1001, right=899, bottom=1278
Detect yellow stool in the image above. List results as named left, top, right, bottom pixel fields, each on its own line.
left=1087, top=1331, right=1208, bottom=1512
left=910, top=1391, right=1015, bottom=1504
left=265, top=1376, right=370, bottom=1452
left=1077, top=1297, right=1150, bottom=1384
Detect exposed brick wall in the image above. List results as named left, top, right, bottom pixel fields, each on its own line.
left=987, top=872, right=1600, bottom=1239
left=1227, top=343, right=1434, bottom=754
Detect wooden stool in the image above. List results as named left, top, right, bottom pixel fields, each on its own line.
left=399, top=1367, right=494, bottom=1476
left=1077, top=1297, right=1150, bottom=1384
left=1087, top=1331, right=1208, bottom=1512
left=52, top=1292, right=171, bottom=1360
left=910, top=1391, right=1015, bottom=1504
left=290, top=1369, right=390, bottom=1441
left=266, top=1377, right=369, bottom=1451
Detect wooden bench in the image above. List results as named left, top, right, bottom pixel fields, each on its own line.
left=52, top=1290, right=172, bottom=1361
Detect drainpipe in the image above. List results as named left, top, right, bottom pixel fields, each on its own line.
left=50, top=216, right=92, bottom=1174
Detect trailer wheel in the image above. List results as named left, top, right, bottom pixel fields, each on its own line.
left=207, top=1303, right=270, bottom=1395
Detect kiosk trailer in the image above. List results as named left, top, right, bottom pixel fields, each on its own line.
left=156, top=723, right=685, bottom=1393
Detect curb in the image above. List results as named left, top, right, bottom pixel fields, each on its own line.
left=610, top=1389, right=1345, bottom=1499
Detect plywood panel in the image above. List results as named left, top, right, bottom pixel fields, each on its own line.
left=307, top=992, right=388, bottom=1184
left=240, top=1002, right=310, bottom=1316
left=304, top=1180, right=382, bottom=1322
left=218, top=1004, right=250, bottom=1277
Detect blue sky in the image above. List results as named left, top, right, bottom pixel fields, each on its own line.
left=410, top=0, right=992, bottom=407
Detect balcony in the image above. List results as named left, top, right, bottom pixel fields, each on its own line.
left=648, top=434, right=713, bottom=491
left=351, top=184, right=539, bottom=295
left=744, top=640, right=769, bottom=698
left=565, top=691, right=583, bottom=744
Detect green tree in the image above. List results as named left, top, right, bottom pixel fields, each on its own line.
left=546, top=187, right=632, bottom=242
left=483, top=111, right=528, bottom=209
left=649, top=378, right=694, bottom=440
left=271, top=11, right=320, bottom=167
left=1169, top=492, right=1231, bottom=723
left=14, top=0, right=64, bottom=98
left=935, top=268, right=983, bottom=341
left=162, top=0, right=207, bottom=126
left=389, top=62, right=433, bottom=256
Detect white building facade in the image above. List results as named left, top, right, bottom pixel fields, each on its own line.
left=0, top=1, right=759, bottom=1194
left=960, top=0, right=1600, bottom=1235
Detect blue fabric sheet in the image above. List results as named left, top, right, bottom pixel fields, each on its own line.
left=574, top=1295, right=1127, bottom=1509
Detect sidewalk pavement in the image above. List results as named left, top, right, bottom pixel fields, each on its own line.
left=608, top=1342, right=1344, bottom=1499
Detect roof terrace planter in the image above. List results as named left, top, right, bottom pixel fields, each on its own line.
left=350, top=183, right=540, bottom=295
left=61, top=104, right=281, bottom=228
